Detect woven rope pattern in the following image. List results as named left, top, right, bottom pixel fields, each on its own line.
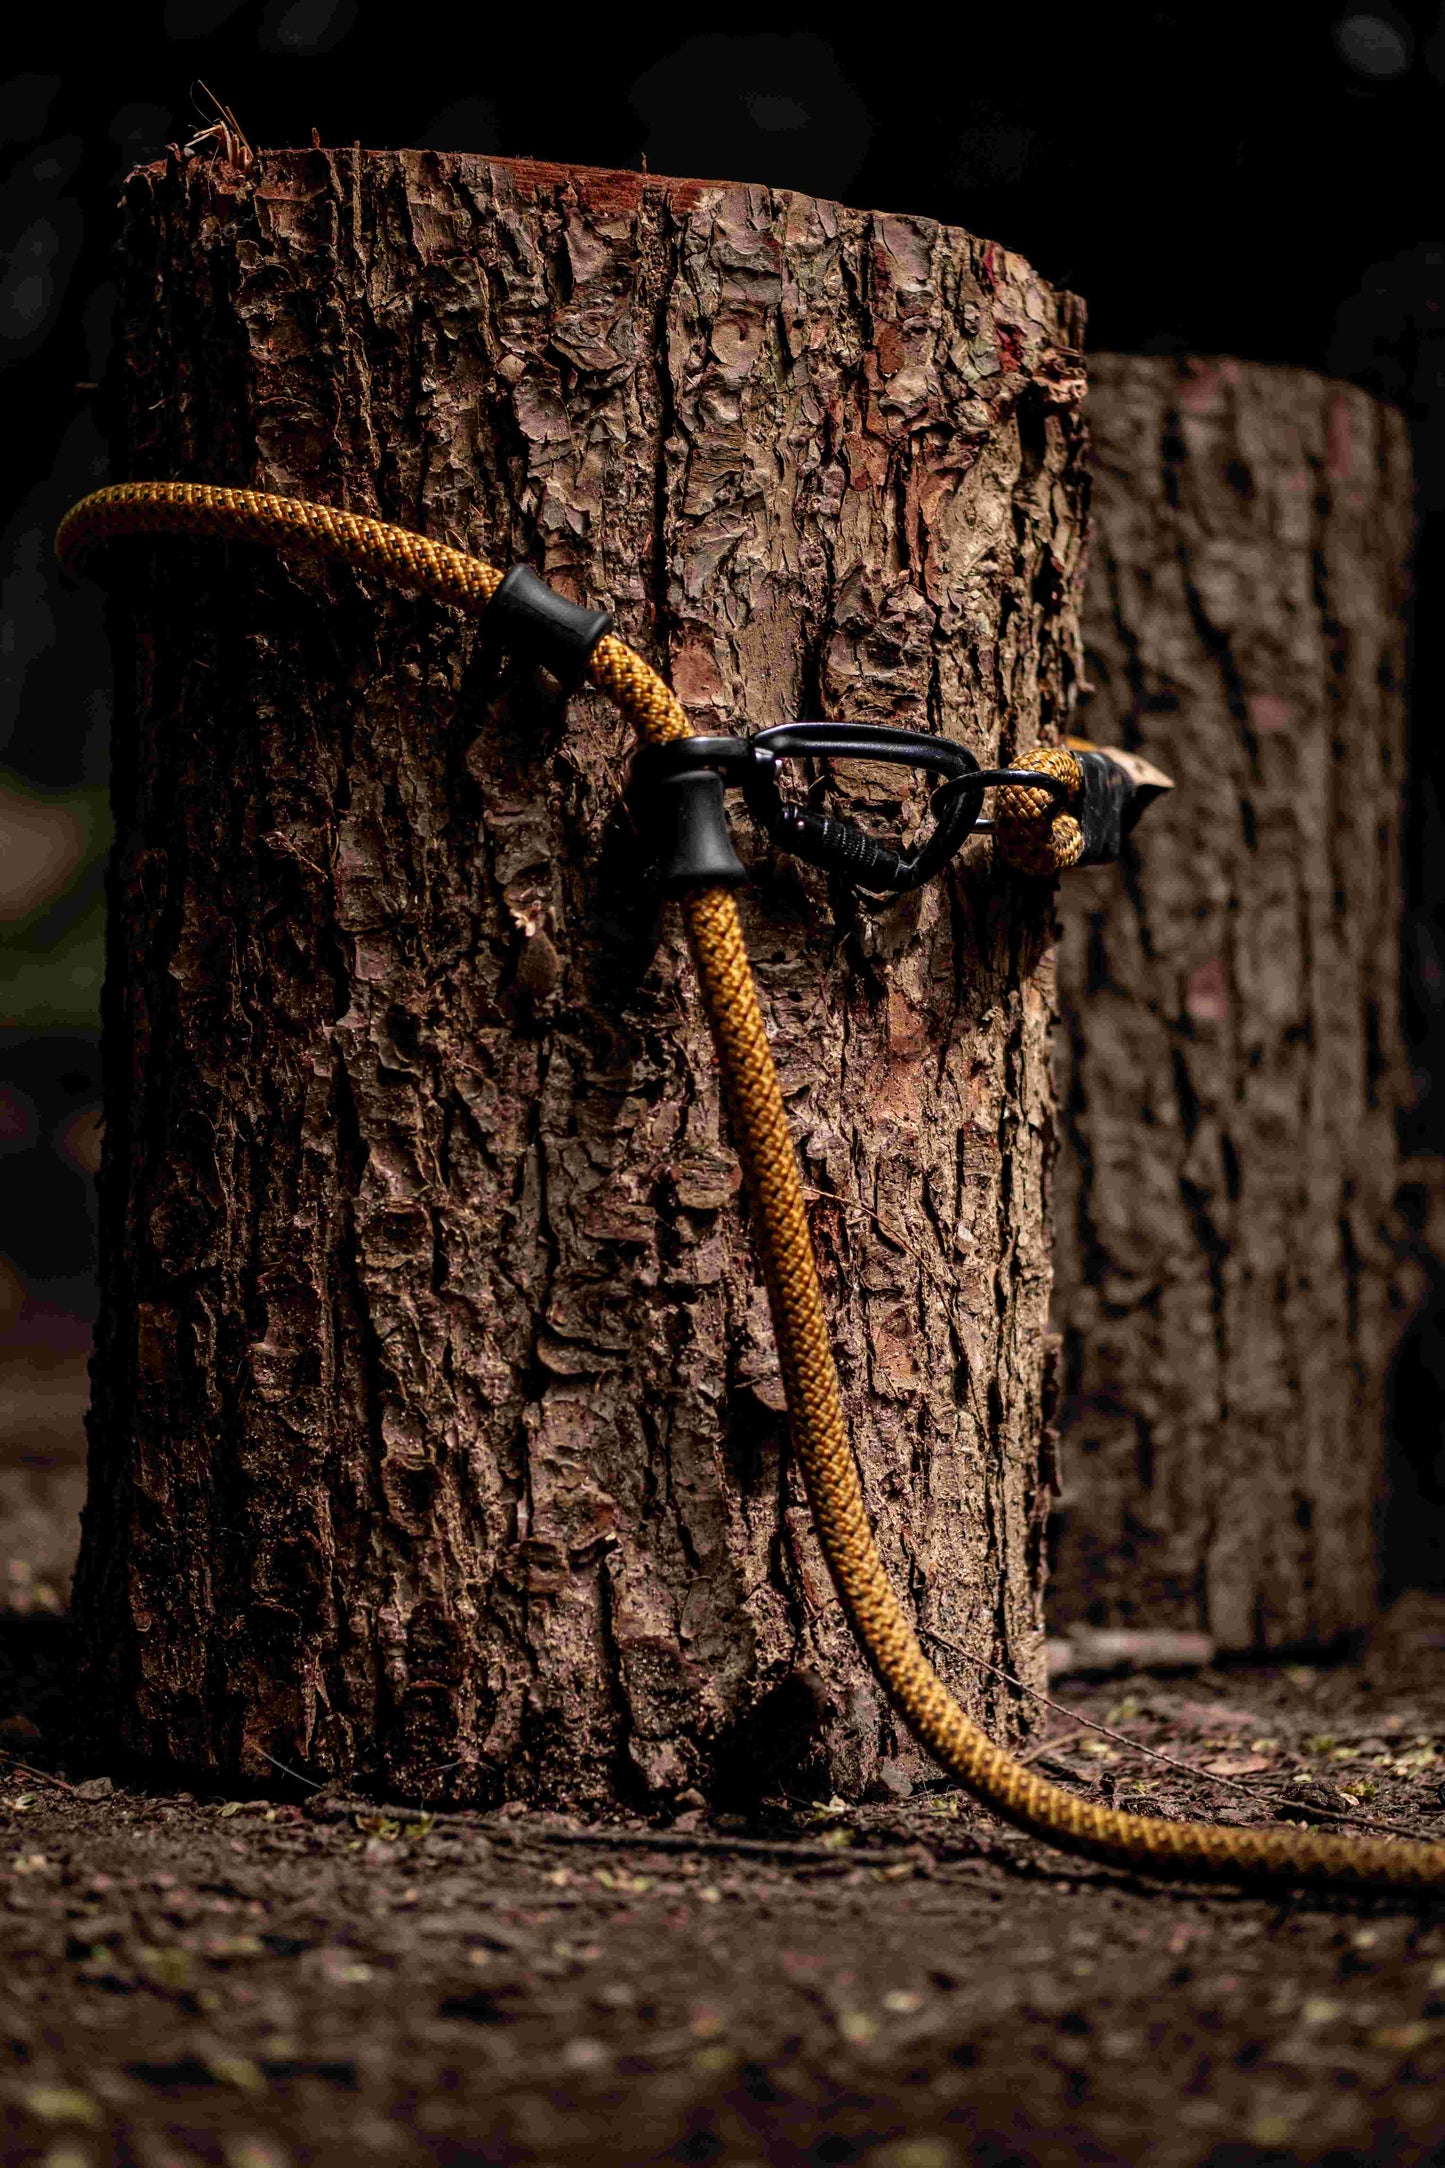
left=57, top=482, right=506, bottom=613
left=57, top=481, right=1445, bottom=1893
left=993, top=745, right=1085, bottom=873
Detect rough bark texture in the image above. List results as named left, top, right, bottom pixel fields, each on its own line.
left=1049, top=355, right=1413, bottom=1652
left=76, top=149, right=1088, bottom=1809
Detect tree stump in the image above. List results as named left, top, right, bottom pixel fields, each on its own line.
left=1048, top=355, right=1413, bottom=1652
left=76, top=150, right=1089, bottom=1806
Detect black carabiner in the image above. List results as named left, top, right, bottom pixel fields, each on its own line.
left=741, top=723, right=985, bottom=894
left=631, top=722, right=1076, bottom=897
left=746, top=724, right=1078, bottom=892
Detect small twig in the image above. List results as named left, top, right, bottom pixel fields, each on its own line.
left=922, top=1629, right=1427, bottom=1844
left=0, top=1750, right=78, bottom=1797
left=255, top=1747, right=322, bottom=1793
left=520, top=1827, right=922, bottom=1868
left=1016, top=1733, right=1075, bottom=1767
left=312, top=1804, right=925, bottom=1870
left=184, top=82, right=255, bottom=170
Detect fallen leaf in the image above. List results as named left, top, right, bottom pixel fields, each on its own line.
left=692, top=2043, right=736, bottom=2077
left=137, top=1945, right=194, bottom=1990
left=560, top=2037, right=608, bottom=2071
left=837, top=2008, right=877, bottom=2044
left=1203, top=1754, right=1275, bottom=1776
left=355, top=1815, right=401, bottom=1839
left=353, top=1812, right=433, bottom=1841
left=23, top=2088, right=102, bottom=2127
left=207, top=2054, right=265, bottom=2093
left=225, top=2141, right=289, bottom=2168
left=1372, top=2022, right=1432, bottom=2052
left=318, top=1954, right=373, bottom=1985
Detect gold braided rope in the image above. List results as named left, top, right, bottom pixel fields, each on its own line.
left=58, top=482, right=1445, bottom=1894
left=993, top=745, right=1086, bottom=875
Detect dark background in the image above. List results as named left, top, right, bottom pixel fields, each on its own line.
left=4, top=3, right=1444, bottom=1578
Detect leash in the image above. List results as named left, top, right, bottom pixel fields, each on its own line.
left=57, top=480, right=1445, bottom=1895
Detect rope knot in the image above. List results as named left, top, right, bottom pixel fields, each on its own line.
left=992, top=746, right=1084, bottom=875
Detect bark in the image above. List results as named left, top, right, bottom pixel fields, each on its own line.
left=76, top=149, right=1088, bottom=1808
left=1048, top=355, right=1413, bottom=1652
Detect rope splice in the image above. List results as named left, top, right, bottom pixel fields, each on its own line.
left=56, top=481, right=1444, bottom=1896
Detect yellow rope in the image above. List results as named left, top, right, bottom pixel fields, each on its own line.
left=993, top=745, right=1085, bottom=874
left=58, top=482, right=1445, bottom=1893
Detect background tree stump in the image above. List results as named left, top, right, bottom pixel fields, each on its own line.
left=76, top=150, right=1089, bottom=1807
left=1048, top=354, right=1413, bottom=1652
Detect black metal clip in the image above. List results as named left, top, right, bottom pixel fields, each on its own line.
left=631, top=722, right=1075, bottom=897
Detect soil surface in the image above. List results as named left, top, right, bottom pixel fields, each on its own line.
left=5, top=1353, right=1445, bottom=2165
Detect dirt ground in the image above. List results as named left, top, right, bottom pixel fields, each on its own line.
left=5, top=1354, right=1445, bottom=2166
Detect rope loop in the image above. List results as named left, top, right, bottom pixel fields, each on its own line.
left=993, top=745, right=1085, bottom=874
left=54, top=480, right=1445, bottom=1897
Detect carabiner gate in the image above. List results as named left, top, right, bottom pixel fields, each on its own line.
left=631, top=721, right=1075, bottom=896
